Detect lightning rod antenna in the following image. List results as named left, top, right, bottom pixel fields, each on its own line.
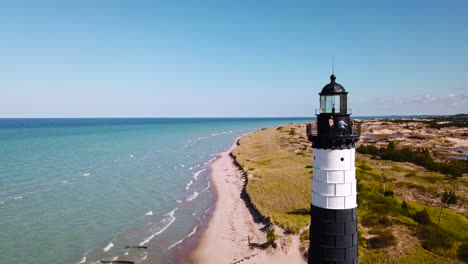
left=332, top=56, right=334, bottom=75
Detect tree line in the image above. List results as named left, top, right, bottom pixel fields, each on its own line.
left=357, top=142, right=467, bottom=178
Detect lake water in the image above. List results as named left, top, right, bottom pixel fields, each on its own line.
left=0, top=118, right=313, bottom=264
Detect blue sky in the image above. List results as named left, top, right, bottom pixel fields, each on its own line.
left=1, top=0, right=467, bottom=117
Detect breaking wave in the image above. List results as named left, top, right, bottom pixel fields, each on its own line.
left=185, top=180, right=193, bottom=190
left=186, top=192, right=199, bottom=202
left=168, top=224, right=200, bottom=249
left=77, top=255, right=86, bottom=264
left=211, top=131, right=233, bottom=136
left=202, top=181, right=211, bottom=192
left=145, top=210, right=153, bottom=216
left=103, top=242, right=114, bottom=252
left=139, top=208, right=177, bottom=246
left=192, top=169, right=206, bottom=180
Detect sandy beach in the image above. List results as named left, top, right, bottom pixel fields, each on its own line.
left=190, top=138, right=306, bottom=264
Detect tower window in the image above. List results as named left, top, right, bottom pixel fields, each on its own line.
left=340, top=157, right=344, bottom=161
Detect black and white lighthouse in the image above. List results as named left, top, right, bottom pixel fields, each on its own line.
left=306, top=74, right=360, bottom=264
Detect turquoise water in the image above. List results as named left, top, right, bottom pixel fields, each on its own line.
left=0, top=118, right=312, bottom=264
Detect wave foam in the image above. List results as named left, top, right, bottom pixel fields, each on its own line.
left=168, top=224, right=199, bottom=249
left=211, top=131, right=233, bottom=136
left=77, top=256, right=86, bottom=264
left=82, top=172, right=92, bottom=177
left=202, top=181, right=211, bottom=192
left=103, top=242, right=114, bottom=252
left=203, top=157, right=216, bottom=165
left=185, top=180, right=193, bottom=190
left=62, top=181, right=68, bottom=184
left=139, top=208, right=177, bottom=246
left=192, top=169, right=206, bottom=180
left=14, top=196, right=23, bottom=200
left=186, top=192, right=199, bottom=202
left=138, top=252, right=148, bottom=263
left=145, top=210, right=153, bottom=216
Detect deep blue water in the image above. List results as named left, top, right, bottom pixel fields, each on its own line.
left=0, top=118, right=314, bottom=264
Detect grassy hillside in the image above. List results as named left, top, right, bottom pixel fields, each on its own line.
left=232, top=123, right=467, bottom=263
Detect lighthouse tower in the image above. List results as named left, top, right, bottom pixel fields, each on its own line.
left=306, top=75, right=360, bottom=264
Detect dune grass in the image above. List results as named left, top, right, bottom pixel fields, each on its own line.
left=232, top=123, right=467, bottom=263
left=232, top=124, right=312, bottom=232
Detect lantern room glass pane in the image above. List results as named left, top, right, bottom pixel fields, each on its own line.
left=334, top=95, right=341, bottom=113
left=340, top=94, right=347, bottom=113
left=320, top=95, right=343, bottom=113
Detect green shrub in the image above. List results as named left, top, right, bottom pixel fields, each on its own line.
left=402, top=201, right=409, bottom=210
left=442, top=191, right=458, bottom=205
left=457, top=241, right=468, bottom=263
left=384, top=190, right=394, bottom=197
left=362, top=214, right=392, bottom=227
left=266, top=229, right=277, bottom=248
left=357, top=142, right=468, bottom=177
left=413, top=209, right=431, bottom=225
left=367, top=230, right=397, bottom=249
left=289, top=128, right=296, bottom=136
left=418, top=226, right=455, bottom=253
left=358, top=164, right=373, bottom=171
left=300, top=230, right=309, bottom=241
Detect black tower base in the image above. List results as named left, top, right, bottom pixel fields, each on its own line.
left=308, top=205, right=358, bottom=264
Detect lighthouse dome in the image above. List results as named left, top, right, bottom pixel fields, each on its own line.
left=320, top=75, right=347, bottom=95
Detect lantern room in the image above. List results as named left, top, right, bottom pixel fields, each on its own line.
left=319, top=74, right=348, bottom=114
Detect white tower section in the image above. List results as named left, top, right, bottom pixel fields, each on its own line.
left=312, top=148, right=357, bottom=210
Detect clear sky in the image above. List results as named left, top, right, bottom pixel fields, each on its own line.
left=1, top=0, right=467, bottom=117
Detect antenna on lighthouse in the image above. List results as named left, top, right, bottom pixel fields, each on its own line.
left=332, top=56, right=335, bottom=75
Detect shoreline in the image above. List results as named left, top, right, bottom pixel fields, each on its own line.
left=188, top=137, right=306, bottom=264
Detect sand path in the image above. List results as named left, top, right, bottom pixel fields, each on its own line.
left=190, top=139, right=306, bottom=264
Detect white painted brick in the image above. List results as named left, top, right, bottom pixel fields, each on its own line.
left=313, top=168, right=327, bottom=182
left=344, top=170, right=356, bottom=183
left=312, top=193, right=327, bottom=208
left=351, top=182, right=356, bottom=195
left=327, top=196, right=345, bottom=209
left=313, top=149, right=353, bottom=170
left=327, top=171, right=344, bottom=183
left=335, top=183, right=352, bottom=196
left=313, top=181, right=335, bottom=196
left=345, top=195, right=357, bottom=209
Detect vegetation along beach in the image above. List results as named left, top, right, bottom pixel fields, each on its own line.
left=191, top=115, right=467, bottom=264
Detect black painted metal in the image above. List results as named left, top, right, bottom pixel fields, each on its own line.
left=308, top=205, right=358, bottom=264
left=306, top=116, right=360, bottom=149
left=320, top=75, right=348, bottom=95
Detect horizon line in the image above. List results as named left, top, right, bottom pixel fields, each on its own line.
left=0, top=114, right=463, bottom=119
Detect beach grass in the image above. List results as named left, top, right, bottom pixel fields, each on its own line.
left=232, top=125, right=312, bottom=233
left=233, top=123, right=467, bottom=263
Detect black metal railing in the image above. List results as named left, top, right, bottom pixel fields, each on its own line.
left=306, top=120, right=361, bottom=138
